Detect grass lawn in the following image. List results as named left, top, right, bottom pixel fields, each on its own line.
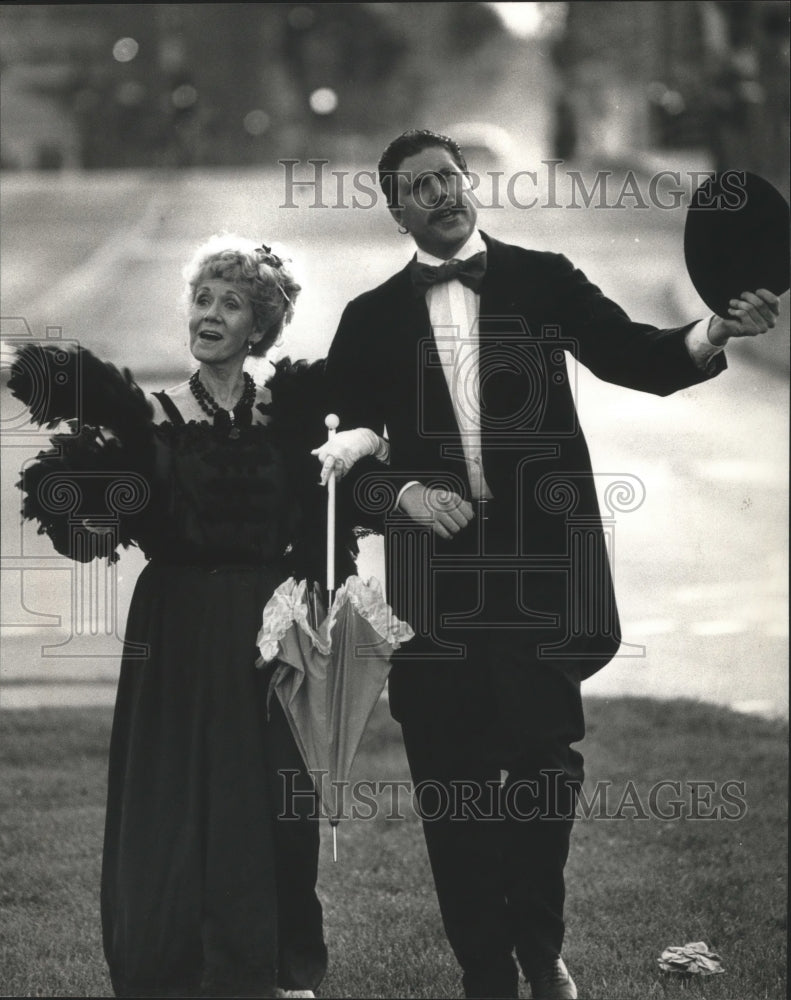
left=0, top=697, right=786, bottom=999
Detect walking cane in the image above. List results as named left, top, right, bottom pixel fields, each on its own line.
left=324, top=413, right=340, bottom=860
left=325, top=413, right=339, bottom=614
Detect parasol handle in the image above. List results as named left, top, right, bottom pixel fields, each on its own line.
left=325, top=414, right=339, bottom=605
left=330, top=818, right=339, bottom=862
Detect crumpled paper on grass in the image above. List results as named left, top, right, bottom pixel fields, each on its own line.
left=658, top=941, right=725, bottom=976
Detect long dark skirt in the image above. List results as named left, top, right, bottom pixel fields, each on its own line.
left=101, top=562, right=327, bottom=998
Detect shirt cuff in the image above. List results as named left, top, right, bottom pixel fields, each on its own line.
left=395, top=481, right=421, bottom=510
left=374, top=434, right=390, bottom=464
left=686, top=317, right=725, bottom=372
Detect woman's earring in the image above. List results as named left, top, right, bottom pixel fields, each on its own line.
left=397, top=225, right=409, bottom=235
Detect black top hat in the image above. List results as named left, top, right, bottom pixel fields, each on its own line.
left=684, top=171, right=790, bottom=318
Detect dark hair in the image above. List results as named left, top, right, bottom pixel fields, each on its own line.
left=378, top=129, right=468, bottom=208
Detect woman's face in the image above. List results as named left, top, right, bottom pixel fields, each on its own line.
left=188, top=278, right=263, bottom=365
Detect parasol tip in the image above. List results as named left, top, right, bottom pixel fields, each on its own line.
left=325, top=413, right=340, bottom=431
left=331, top=821, right=338, bottom=862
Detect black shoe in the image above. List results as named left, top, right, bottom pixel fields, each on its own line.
left=528, top=957, right=577, bottom=999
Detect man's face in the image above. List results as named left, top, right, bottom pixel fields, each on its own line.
left=390, top=145, right=477, bottom=259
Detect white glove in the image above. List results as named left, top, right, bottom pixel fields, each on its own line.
left=312, top=428, right=390, bottom=485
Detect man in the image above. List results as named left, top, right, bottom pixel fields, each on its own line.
left=320, top=129, right=778, bottom=999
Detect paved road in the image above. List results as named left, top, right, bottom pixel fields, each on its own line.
left=1, top=167, right=787, bottom=716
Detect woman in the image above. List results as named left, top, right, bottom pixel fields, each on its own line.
left=11, top=235, right=384, bottom=998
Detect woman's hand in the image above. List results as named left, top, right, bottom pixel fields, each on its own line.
left=312, top=428, right=389, bottom=485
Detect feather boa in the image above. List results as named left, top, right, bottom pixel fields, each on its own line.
left=8, top=343, right=154, bottom=443
left=18, top=426, right=150, bottom=563
left=11, top=345, right=156, bottom=563
left=11, top=347, right=377, bottom=572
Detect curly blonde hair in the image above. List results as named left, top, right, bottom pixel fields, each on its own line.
left=183, top=234, right=301, bottom=355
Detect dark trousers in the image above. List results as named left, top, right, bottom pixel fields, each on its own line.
left=398, top=651, right=585, bottom=999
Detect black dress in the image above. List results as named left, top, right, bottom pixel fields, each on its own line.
left=100, top=398, right=327, bottom=998
left=9, top=347, right=345, bottom=998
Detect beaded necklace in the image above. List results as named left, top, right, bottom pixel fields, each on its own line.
left=188, top=370, right=256, bottom=438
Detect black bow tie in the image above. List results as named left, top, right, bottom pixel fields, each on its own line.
left=409, top=251, right=487, bottom=296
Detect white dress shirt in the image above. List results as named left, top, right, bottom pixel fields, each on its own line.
left=416, top=229, right=493, bottom=500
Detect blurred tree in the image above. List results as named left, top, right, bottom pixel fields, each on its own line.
left=1, top=2, right=512, bottom=169
left=165, top=4, right=281, bottom=166
left=549, top=0, right=789, bottom=189
left=705, top=0, right=790, bottom=195
left=281, top=2, right=410, bottom=140
left=446, top=1, right=505, bottom=54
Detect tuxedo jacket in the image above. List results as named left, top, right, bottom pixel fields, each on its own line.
left=325, top=233, right=725, bottom=715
